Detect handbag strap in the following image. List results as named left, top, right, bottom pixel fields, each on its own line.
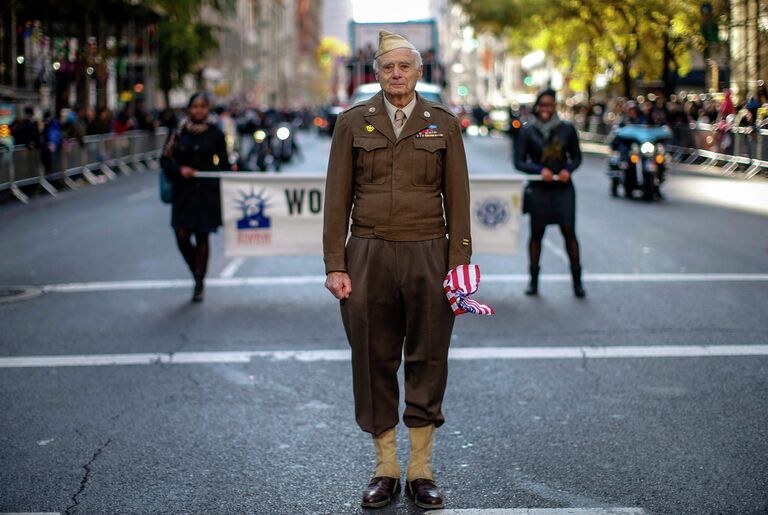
left=162, top=126, right=181, bottom=158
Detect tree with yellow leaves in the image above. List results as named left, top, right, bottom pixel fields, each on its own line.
left=455, top=0, right=726, bottom=97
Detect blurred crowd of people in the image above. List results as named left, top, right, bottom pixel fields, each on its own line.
left=9, top=103, right=178, bottom=151
left=564, top=81, right=768, bottom=133
left=4, top=98, right=325, bottom=175
left=8, top=102, right=320, bottom=149
left=6, top=103, right=183, bottom=174
left=558, top=82, right=768, bottom=156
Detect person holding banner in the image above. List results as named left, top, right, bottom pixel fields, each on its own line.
left=514, top=88, right=585, bottom=298
left=160, top=93, right=229, bottom=303
left=323, top=30, right=471, bottom=510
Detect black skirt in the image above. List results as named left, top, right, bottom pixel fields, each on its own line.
left=524, top=183, right=576, bottom=226
left=171, top=177, right=222, bottom=232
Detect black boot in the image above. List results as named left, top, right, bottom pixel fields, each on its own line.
left=571, top=265, right=586, bottom=298
left=525, top=266, right=539, bottom=295
left=192, top=274, right=204, bottom=303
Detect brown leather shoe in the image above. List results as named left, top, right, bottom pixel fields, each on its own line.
left=361, top=476, right=400, bottom=508
left=407, top=478, right=444, bottom=510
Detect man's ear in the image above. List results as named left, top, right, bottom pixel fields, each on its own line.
left=418, top=66, right=423, bottom=80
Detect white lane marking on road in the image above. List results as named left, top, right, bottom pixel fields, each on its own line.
left=37, top=273, right=768, bottom=293
left=433, top=509, right=646, bottom=515
left=543, top=236, right=570, bottom=265
left=219, top=257, right=246, bottom=279
left=126, top=188, right=156, bottom=203
left=0, top=513, right=61, bottom=515
left=1, top=345, right=767, bottom=369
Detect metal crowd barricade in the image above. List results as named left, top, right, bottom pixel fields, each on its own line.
left=0, top=128, right=167, bottom=203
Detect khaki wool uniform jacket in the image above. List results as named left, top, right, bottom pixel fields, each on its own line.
left=323, top=91, right=472, bottom=273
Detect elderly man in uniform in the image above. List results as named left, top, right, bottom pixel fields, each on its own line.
left=323, top=30, right=471, bottom=510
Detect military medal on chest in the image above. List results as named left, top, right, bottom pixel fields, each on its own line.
left=416, top=124, right=444, bottom=138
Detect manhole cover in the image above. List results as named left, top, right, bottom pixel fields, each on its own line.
left=0, top=286, right=44, bottom=303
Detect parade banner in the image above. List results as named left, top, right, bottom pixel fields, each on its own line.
left=468, top=175, right=525, bottom=255
left=208, top=173, right=525, bottom=257
left=215, top=173, right=325, bottom=257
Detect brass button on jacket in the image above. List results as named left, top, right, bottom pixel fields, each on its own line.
left=323, top=91, right=472, bottom=273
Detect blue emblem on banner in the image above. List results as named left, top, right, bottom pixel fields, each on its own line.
left=236, top=188, right=272, bottom=229
left=474, top=197, right=510, bottom=228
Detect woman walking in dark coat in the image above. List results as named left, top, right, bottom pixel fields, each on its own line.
left=161, top=93, right=229, bottom=302
left=514, top=88, right=585, bottom=298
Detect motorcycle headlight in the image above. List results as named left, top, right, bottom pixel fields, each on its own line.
left=254, top=130, right=267, bottom=142
left=276, top=127, right=291, bottom=141
left=640, top=141, right=655, bottom=155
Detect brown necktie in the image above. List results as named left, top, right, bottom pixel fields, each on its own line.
left=394, top=109, right=405, bottom=128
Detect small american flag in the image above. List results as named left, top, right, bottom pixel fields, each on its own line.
left=443, top=264, right=495, bottom=316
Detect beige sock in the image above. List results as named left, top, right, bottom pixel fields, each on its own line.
left=406, top=424, right=435, bottom=481
left=373, top=427, right=400, bottom=478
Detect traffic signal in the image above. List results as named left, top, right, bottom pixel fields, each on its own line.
left=700, top=2, right=718, bottom=43
left=701, top=22, right=718, bottom=43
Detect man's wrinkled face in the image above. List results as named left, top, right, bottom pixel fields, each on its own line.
left=376, top=48, right=422, bottom=98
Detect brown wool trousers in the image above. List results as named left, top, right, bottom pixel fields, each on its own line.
left=340, top=236, right=455, bottom=436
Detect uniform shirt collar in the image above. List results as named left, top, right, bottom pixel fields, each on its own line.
left=383, top=93, right=417, bottom=126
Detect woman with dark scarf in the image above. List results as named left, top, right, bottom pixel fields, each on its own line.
left=514, top=89, right=585, bottom=298
left=160, top=93, right=229, bottom=302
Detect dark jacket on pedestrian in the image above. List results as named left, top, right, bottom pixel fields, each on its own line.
left=514, top=121, right=581, bottom=180
left=160, top=120, right=228, bottom=231
left=514, top=119, right=582, bottom=226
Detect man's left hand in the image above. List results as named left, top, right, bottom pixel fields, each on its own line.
left=325, top=272, right=352, bottom=300
left=559, top=169, right=571, bottom=183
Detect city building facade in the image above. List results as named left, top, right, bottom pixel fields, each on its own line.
left=0, top=1, right=159, bottom=112
left=199, top=0, right=322, bottom=108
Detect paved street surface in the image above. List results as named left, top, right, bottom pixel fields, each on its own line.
left=1, top=130, right=767, bottom=515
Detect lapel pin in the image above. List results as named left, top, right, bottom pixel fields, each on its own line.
left=369, top=107, right=376, bottom=113
left=366, top=125, right=375, bottom=132
left=424, top=111, right=431, bottom=118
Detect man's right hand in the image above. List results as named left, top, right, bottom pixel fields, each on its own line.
left=180, top=165, right=197, bottom=179
left=541, top=168, right=554, bottom=182
left=325, top=272, right=352, bottom=300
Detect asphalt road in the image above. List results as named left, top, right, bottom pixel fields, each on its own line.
left=1, top=130, right=767, bottom=515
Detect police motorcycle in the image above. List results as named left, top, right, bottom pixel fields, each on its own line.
left=237, top=112, right=270, bottom=172
left=608, top=124, right=673, bottom=201
left=269, top=122, right=296, bottom=171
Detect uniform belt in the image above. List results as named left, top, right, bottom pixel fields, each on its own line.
left=350, top=224, right=447, bottom=242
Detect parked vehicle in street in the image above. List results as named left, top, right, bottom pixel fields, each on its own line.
left=349, top=82, right=446, bottom=106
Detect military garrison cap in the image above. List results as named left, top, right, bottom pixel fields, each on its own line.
left=375, top=30, right=417, bottom=59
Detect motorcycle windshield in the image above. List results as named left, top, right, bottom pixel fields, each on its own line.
left=613, top=125, right=673, bottom=143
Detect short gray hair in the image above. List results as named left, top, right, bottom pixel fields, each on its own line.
left=373, top=49, right=423, bottom=74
